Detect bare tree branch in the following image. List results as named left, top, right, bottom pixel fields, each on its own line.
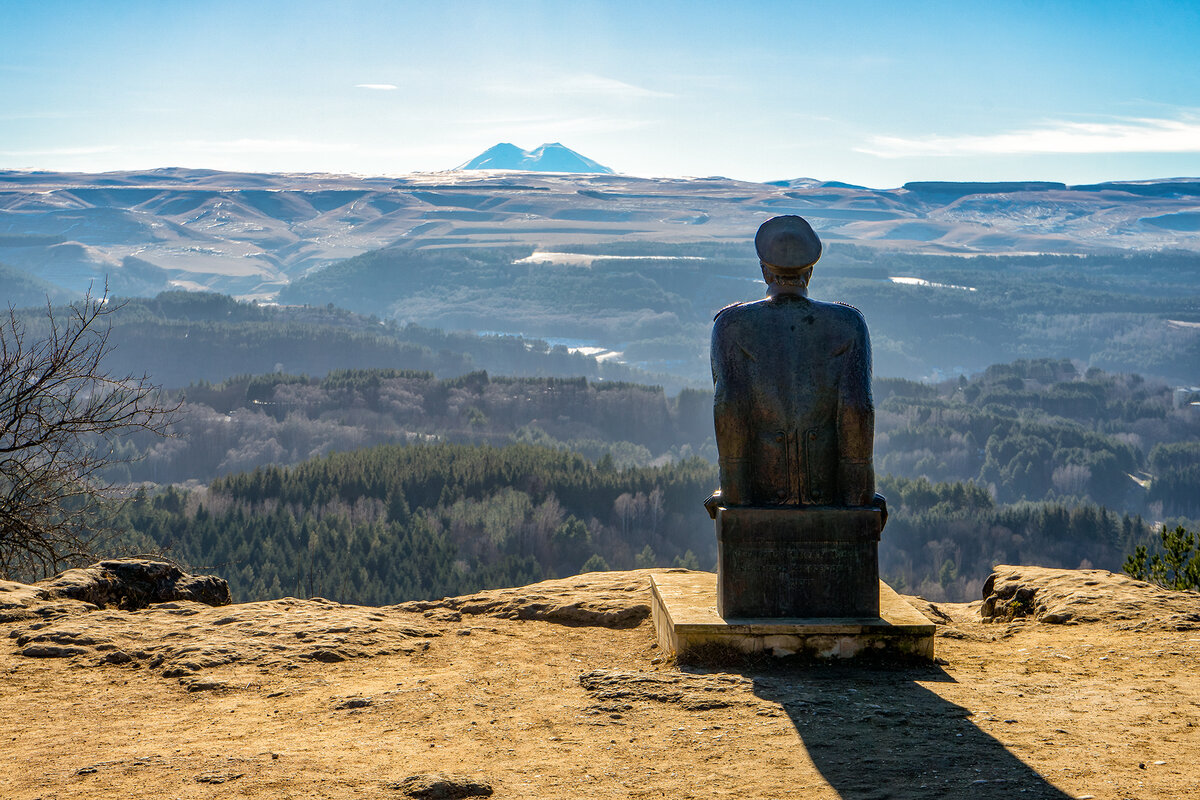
left=0, top=286, right=177, bottom=578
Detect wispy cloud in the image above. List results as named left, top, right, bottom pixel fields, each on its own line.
left=459, top=114, right=652, bottom=139
left=860, top=115, right=1200, bottom=158
left=355, top=83, right=398, bottom=91
left=487, top=73, right=672, bottom=99
left=175, top=138, right=353, bottom=154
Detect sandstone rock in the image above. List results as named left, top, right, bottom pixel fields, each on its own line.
left=0, top=579, right=61, bottom=623
left=20, top=644, right=89, bottom=658
left=389, top=773, right=493, bottom=799
left=981, top=565, right=1200, bottom=628
left=37, top=559, right=232, bottom=609
left=195, top=772, right=244, bottom=784
left=335, top=696, right=373, bottom=710
left=902, top=597, right=958, bottom=624
left=7, top=595, right=437, bottom=675
left=578, top=669, right=755, bottom=711
left=394, top=570, right=656, bottom=628
left=0, top=580, right=49, bottom=607
left=5, top=566, right=1200, bottom=800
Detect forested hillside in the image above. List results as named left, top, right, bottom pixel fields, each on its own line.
left=871, top=359, right=1192, bottom=511
left=117, top=369, right=708, bottom=485
left=877, top=474, right=1146, bottom=600
left=29, top=287, right=1185, bottom=603
left=0, top=259, right=77, bottom=307
left=11, top=291, right=680, bottom=391
left=116, top=359, right=1195, bottom=527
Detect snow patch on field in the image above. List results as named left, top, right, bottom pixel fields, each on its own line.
left=889, top=276, right=977, bottom=291
left=515, top=251, right=707, bottom=266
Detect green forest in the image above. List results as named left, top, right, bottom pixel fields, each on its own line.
left=116, top=443, right=714, bottom=605
left=116, top=358, right=1196, bottom=524
left=114, top=440, right=1151, bottom=605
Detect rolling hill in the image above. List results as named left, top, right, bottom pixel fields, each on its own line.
left=2, top=169, right=1198, bottom=300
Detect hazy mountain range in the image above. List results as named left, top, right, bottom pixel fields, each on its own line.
left=1, top=165, right=1198, bottom=300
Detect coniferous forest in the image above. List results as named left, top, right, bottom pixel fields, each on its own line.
left=115, top=444, right=713, bottom=605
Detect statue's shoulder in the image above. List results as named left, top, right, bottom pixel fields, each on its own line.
left=833, top=300, right=866, bottom=321
left=811, top=298, right=867, bottom=322
left=713, top=300, right=760, bottom=321
left=806, top=299, right=869, bottom=338
left=713, top=302, right=740, bottom=320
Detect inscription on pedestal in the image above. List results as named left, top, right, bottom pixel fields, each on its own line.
left=716, top=506, right=881, bottom=618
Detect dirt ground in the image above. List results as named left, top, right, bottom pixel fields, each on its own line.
left=2, top=567, right=1198, bottom=799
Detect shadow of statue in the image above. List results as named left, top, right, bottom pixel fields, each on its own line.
left=698, top=661, right=1075, bottom=800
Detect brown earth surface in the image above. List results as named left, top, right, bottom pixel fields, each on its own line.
left=2, top=565, right=1199, bottom=799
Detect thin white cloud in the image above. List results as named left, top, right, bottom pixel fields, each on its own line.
left=487, top=73, right=672, bottom=99
left=859, top=116, right=1200, bottom=158
left=460, top=115, right=652, bottom=139
left=557, top=74, right=671, bottom=98
left=355, top=83, right=398, bottom=91
left=175, top=138, right=353, bottom=154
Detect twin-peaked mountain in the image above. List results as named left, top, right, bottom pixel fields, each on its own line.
left=456, top=142, right=613, bottom=174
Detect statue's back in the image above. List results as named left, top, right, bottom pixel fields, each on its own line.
left=712, top=294, right=873, bottom=508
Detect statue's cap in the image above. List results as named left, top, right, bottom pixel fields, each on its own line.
left=755, top=215, right=822, bottom=274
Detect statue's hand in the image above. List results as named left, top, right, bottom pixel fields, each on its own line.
left=873, top=492, right=889, bottom=530
left=703, top=490, right=722, bottom=520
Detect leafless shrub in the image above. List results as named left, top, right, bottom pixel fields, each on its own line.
left=0, top=287, right=176, bottom=578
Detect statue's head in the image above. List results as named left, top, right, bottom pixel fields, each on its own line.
left=755, top=215, right=822, bottom=289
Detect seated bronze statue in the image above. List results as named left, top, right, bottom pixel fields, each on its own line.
left=705, top=215, right=886, bottom=525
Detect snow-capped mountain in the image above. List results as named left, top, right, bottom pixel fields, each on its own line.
left=456, top=143, right=614, bottom=174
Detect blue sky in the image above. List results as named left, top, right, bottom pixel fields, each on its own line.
left=3, top=0, right=1200, bottom=186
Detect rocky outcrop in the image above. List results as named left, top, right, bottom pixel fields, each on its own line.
left=1, top=561, right=437, bottom=678
left=6, top=595, right=437, bottom=677
left=37, top=559, right=232, bottom=609
left=980, top=564, right=1200, bottom=629
left=0, top=559, right=231, bottom=624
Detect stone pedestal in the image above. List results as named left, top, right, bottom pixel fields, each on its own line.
left=716, top=506, right=881, bottom=618
left=651, top=571, right=934, bottom=661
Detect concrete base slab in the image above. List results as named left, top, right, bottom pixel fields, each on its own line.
left=650, top=571, right=935, bottom=662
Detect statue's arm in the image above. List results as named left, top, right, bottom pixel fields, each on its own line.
left=712, top=319, right=751, bottom=506
left=837, top=314, right=876, bottom=507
